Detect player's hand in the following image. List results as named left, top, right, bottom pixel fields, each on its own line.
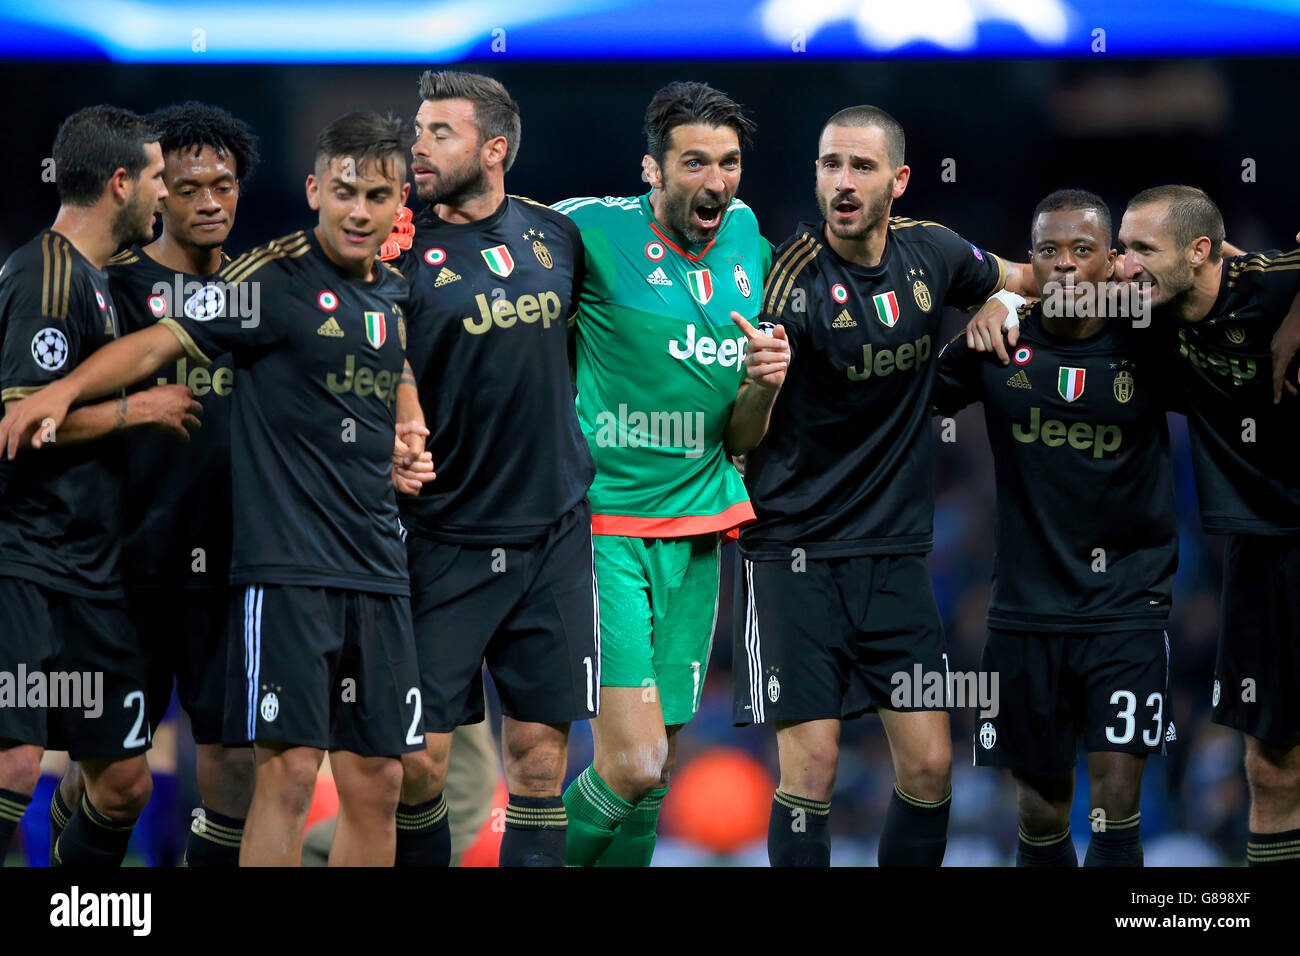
left=393, top=450, right=434, bottom=495
left=136, top=384, right=203, bottom=441
left=732, top=312, right=789, bottom=390
left=379, top=206, right=416, bottom=262
left=966, top=298, right=1019, bottom=365
left=0, top=380, right=76, bottom=459
left=394, top=420, right=429, bottom=464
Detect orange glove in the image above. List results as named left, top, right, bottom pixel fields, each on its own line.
left=379, top=205, right=415, bottom=261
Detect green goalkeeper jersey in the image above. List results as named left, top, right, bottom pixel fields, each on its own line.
left=554, top=192, right=772, bottom=538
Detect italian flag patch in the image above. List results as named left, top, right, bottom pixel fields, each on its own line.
left=872, top=291, right=900, bottom=327
left=481, top=244, right=515, bottom=277
left=1057, top=366, right=1086, bottom=402
left=686, top=269, right=713, bottom=305
left=364, top=311, right=387, bottom=349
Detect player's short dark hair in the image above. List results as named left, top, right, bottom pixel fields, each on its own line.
left=1032, top=188, right=1112, bottom=244
left=643, top=81, right=755, bottom=167
left=52, top=105, right=157, bottom=207
left=147, top=101, right=260, bottom=184
left=418, top=70, right=521, bottom=172
left=315, top=111, right=406, bottom=182
left=1128, top=184, right=1225, bottom=262
left=822, top=105, right=905, bottom=169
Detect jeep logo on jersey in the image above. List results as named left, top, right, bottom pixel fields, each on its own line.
left=686, top=269, right=713, bottom=304
left=481, top=244, right=515, bottom=277
left=668, top=323, right=746, bottom=368
left=845, top=334, right=931, bottom=381
left=424, top=247, right=447, bottom=266
left=1177, top=328, right=1257, bottom=386
left=734, top=263, right=751, bottom=297
left=1057, top=367, right=1086, bottom=402
left=364, top=312, right=386, bottom=349
left=326, top=355, right=398, bottom=403
left=1011, top=407, right=1122, bottom=458
left=462, top=291, right=563, bottom=335
left=872, top=290, right=900, bottom=327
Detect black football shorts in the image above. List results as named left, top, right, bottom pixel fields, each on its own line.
left=974, top=627, right=1172, bottom=774
left=732, top=552, right=948, bottom=725
left=223, top=584, right=423, bottom=757
left=1211, top=534, right=1300, bottom=745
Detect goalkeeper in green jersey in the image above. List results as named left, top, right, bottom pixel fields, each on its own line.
left=553, top=82, right=786, bottom=866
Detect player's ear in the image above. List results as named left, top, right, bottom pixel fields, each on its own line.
left=892, top=164, right=910, bottom=199
left=400, top=181, right=410, bottom=206
left=305, top=173, right=320, bottom=211
left=483, top=135, right=508, bottom=170
left=1190, top=235, right=1211, bottom=267
left=1105, top=248, right=1117, bottom=277
left=642, top=154, right=661, bottom=190
left=106, top=166, right=132, bottom=206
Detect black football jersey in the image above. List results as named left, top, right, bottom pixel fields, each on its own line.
left=391, top=196, right=594, bottom=544
left=935, top=307, right=1180, bottom=631
left=740, top=217, right=1005, bottom=559
left=1170, top=248, right=1300, bottom=535
left=160, top=229, right=411, bottom=595
left=0, top=230, right=125, bottom=597
left=108, top=245, right=234, bottom=590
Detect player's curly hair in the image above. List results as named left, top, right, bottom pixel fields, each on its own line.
left=1033, top=188, right=1112, bottom=244
left=643, top=81, right=755, bottom=167
left=1128, top=185, right=1225, bottom=262
left=147, top=101, right=260, bottom=184
left=52, top=105, right=157, bottom=207
left=314, top=111, right=406, bottom=182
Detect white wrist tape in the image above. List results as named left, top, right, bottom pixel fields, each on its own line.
left=991, top=288, right=1026, bottom=329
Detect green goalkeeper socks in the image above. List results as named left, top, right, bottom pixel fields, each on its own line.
left=596, top=786, right=667, bottom=867
left=562, top=766, right=635, bottom=866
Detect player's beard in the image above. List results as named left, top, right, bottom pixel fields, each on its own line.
left=1148, top=258, right=1196, bottom=318
left=659, top=178, right=727, bottom=246
left=820, top=179, right=892, bottom=241
left=111, top=189, right=156, bottom=246
left=417, top=155, right=487, bottom=207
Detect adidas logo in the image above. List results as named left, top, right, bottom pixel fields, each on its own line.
left=831, top=309, right=857, bottom=328
left=434, top=267, right=461, bottom=287
left=316, top=317, right=344, bottom=338
left=646, top=267, right=673, bottom=287
left=1005, top=369, right=1031, bottom=389
left=1165, top=721, right=1176, bottom=743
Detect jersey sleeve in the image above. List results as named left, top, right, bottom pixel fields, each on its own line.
left=1235, top=248, right=1300, bottom=327
left=921, top=221, right=1007, bottom=310
left=0, top=261, right=93, bottom=403
left=553, top=199, right=614, bottom=307
left=159, top=258, right=288, bottom=366
left=933, top=330, right=984, bottom=416
left=757, top=241, right=819, bottom=360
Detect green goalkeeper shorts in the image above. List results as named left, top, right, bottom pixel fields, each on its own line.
left=594, top=532, right=721, bottom=726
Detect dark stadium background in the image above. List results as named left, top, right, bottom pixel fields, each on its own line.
left=4, top=56, right=1297, bottom=864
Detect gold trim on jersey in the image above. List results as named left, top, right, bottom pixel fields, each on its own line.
left=379, top=260, right=406, bottom=280
left=41, top=232, right=75, bottom=321
left=508, top=193, right=548, bottom=209
left=888, top=216, right=943, bottom=230
left=762, top=232, right=823, bottom=317
left=159, top=317, right=212, bottom=367
left=108, top=248, right=140, bottom=266
left=2, top=385, right=47, bottom=403
left=220, top=231, right=310, bottom=285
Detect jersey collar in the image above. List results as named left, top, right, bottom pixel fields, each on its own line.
left=640, top=192, right=716, bottom=262
left=415, top=195, right=510, bottom=232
